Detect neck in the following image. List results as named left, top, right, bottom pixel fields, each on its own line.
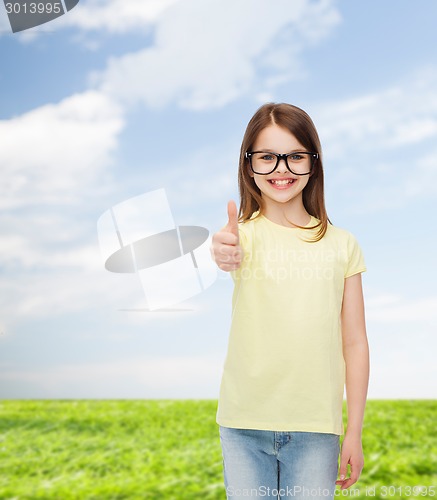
left=262, top=197, right=311, bottom=227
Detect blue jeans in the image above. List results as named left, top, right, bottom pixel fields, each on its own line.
left=219, top=425, right=340, bottom=499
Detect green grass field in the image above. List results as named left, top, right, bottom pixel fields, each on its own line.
left=0, top=400, right=435, bottom=499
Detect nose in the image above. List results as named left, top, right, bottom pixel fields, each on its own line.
left=275, top=156, right=289, bottom=172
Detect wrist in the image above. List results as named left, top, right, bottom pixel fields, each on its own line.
left=345, top=427, right=363, bottom=439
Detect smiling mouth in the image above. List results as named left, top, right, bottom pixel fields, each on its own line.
left=268, top=179, right=296, bottom=186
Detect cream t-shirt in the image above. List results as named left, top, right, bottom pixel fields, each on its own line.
left=216, top=211, right=367, bottom=435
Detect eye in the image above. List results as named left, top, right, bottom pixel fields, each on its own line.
left=260, top=154, right=276, bottom=161
left=289, top=154, right=305, bottom=161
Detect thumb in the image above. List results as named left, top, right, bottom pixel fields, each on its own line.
left=225, top=200, right=239, bottom=241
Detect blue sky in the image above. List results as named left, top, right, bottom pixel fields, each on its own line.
left=1, top=0, right=436, bottom=399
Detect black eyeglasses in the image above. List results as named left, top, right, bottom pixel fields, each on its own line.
left=245, top=151, right=318, bottom=175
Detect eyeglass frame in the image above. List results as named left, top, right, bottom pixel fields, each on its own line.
left=245, top=150, right=319, bottom=176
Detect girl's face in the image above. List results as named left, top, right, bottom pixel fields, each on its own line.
left=249, top=124, right=311, bottom=210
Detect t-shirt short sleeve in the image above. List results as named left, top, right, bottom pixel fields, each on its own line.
left=345, top=232, right=367, bottom=278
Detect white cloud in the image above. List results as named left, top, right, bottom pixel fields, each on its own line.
left=363, top=290, right=437, bottom=398
left=0, top=90, right=124, bottom=209
left=402, top=151, right=437, bottom=198
left=0, top=355, right=223, bottom=398
left=61, top=0, right=181, bottom=33
left=96, top=0, right=341, bottom=110
left=0, top=266, right=150, bottom=330
left=3, top=0, right=341, bottom=110
left=0, top=90, right=128, bottom=324
left=316, top=67, right=437, bottom=158
left=367, top=294, right=437, bottom=323
left=0, top=0, right=182, bottom=39
left=316, top=68, right=437, bottom=210
left=368, top=352, right=437, bottom=399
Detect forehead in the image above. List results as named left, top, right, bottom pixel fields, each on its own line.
left=253, top=124, right=304, bottom=151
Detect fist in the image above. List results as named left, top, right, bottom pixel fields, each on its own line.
left=210, top=200, right=244, bottom=272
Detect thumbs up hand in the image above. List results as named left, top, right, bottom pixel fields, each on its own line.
left=210, top=200, right=244, bottom=272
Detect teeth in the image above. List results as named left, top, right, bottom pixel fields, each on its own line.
left=270, top=179, right=294, bottom=185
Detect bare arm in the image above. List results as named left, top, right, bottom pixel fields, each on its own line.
left=336, top=272, right=370, bottom=490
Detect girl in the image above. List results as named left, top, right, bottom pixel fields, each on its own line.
left=211, top=103, right=369, bottom=499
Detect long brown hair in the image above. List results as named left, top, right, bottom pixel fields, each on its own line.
left=237, top=103, right=332, bottom=242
